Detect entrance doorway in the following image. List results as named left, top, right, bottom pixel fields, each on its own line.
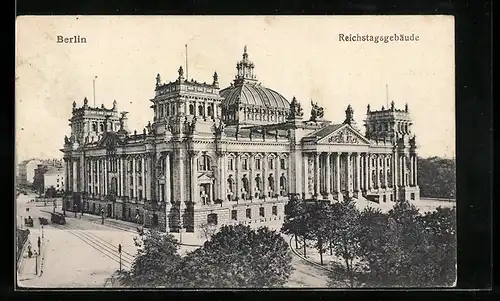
left=152, top=214, right=159, bottom=227
left=107, top=204, right=112, bottom=217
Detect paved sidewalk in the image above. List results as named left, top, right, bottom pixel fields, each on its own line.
left=18, top=229, right=47, bottom=283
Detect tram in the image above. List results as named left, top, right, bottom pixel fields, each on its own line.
left=50, top=212, right=66, bottom=225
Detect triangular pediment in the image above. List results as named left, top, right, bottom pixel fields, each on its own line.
left=198, top=172, right=214, bottom=182
left=97, top=132, right=121, bottom=150
left=317, top=124, right=370, bottom=145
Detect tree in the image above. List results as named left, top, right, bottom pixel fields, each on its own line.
left=308, top=201, right=332, bottom=265
left=120, top=228, right=181, bottom=287
left=170, top=224, right=293, bottom=288
left=417, top=156, right=456, bottom=199
left=329, top=197, right=363, bottom=287
left=356, top=200, right=457, bottom=287
left=417, top=206, right=457, bottom=286
left=281, top=195, right=304, bottom=249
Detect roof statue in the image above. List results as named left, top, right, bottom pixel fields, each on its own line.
left=310, top=100, right=324, bottom=122
left=288, top=96, right=304, bottom=119
left=343, top=104, right=355, bottom=125
left=391, top=100, right=395, bottom=110
left=405, top=103, right=409, bottom=112
left=367, top=104, right=371, bottom=112
left=156, top=73, right=161, bottom=87
left=83, top=97, right=88, bottom=105
left=178, top=66, right=184, bottom=78
left=72, top=101, right=77, bottom=109
left=112, top=100, right=117, bottom=110
left=213, top=71, right=219, bottom=87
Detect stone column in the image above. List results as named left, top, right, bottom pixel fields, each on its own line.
left=262, top=153, right=267, bottom=198
left=190, top=151, right=199, bottom=205
left=374, top=154, right=380, bottom=189
left=346, top=153, right=352, bottom=193
left=145, top=155, right=151, bottom=201
left=413, top=155, right=418, bottom=186
left=367, top=154, right=372, bottom=191
left=141, top=156, right=146, bottom=200
left=355, top=153, right=361, bottom=192
left=276, top=154, right=281, bottom=196
left=325, top=153, right=331, bottom=198
left=335, top=152, right=341, bottom=195
left=249, top=155, right=254, bottom=198
left=401, top=154, right=406, bottom=187
left=165, top=153, right=171, bottom=203
left=96, top=159, right=100, bottom=195
left=88, top=159, right=93, bottom=194
left=303, top=154, right=309, bottom=198
left=132, top=156, right=136, bottom=199
left=104, top=157, right=108, bottom=195
left=235, top=153, right=240, bottom=199
left=314, top=153, right=320, bottom=196
left=383, top=155, right=388, bottom=188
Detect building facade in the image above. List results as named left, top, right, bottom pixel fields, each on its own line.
left=18, top=159, right=42, bottom=187
left=44, top=167, right=65, bottom=193
left=61, top=47, right=420, bottom=232
left=18, top=158, right=63, bottom=188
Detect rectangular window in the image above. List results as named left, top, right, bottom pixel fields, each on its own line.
left=228, top=158, right=234, bottom=171
left=255, top=158, right=261, bottom=170
left=246, top=208, right=251, bottom=219
left=242, top=158, right=248, bottom=170
left=231, top=210, right=237, bottom=220
left=410, top=193, right=415, bottom=200
left=130, top=189, right=134, bottom=198
left=280, top=158, right=286, bottom=170
left=272, top=205, right=278, bottom=216
left=259, top=207, right=265, bottom=217
left=269, top=159, right=274, bottom=170
left=138, top=190, right=142, bottom=200
left=383, top=195, right=387, bottom=202
left=138, top=177, right=142, bottom=186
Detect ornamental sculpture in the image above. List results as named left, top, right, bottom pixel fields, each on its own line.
left=288, top=96, right=304, bottom=119
left=310, top=100, right=324, bottom=121
left=327, top=128, right=360, bottom=144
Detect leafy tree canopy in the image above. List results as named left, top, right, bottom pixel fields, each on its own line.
left=170, top=224, right=293, bottom=288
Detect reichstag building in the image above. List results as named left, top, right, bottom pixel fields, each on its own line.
left=61, top=47, right=420, bottom=232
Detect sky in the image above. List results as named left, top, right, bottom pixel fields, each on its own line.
left=15, top=16, right=455, bottom=162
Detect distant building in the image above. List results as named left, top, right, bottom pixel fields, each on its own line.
left=18, top=159, right=43, bottom=187
left=43, top=167, right=65, bottom=193
left=32, top=160, right=64, bottom=193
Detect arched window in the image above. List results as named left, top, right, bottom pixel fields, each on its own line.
left=207, top=105, right=213, bottom=117
left=99, top=123, right=104, bottom=132
left=207, top=213, right=218, bottom=225
left=92, top=122, right=97, bottom=132
left=166, top=105, right=170, bottom=116
left=189, top=104, right=194, bottom=115
left=198, top=155, right=211, bottom=171
left=198, top=105, right=204, bottom=116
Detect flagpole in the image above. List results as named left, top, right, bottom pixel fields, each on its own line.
left=385, top=84, right=389, bottom=108
left=185, top=44, right=188, bottom=80
left=93, top=76, right=98, bottom=107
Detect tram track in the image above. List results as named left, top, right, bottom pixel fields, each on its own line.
left=50, top=223, right=134, bottom=271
